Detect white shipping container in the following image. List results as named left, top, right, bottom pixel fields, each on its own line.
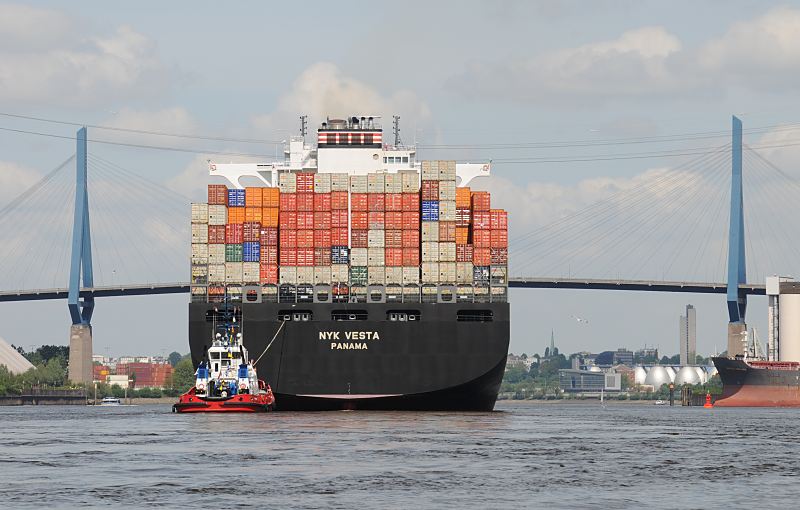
left=384, top=174, right=402, bottom=193
left=457, top=262, right=474, bottom=284
left=421, top=222, right=439, bottom=242
left=331, top=173, right=349, bottom=192
left=225, top=262, right=243, bottom=283
left=402, top=267, right=420, bottom=285
left=314, top=266, right=332, bottom=285
left=313, top=173, right=331, bottom=193
left=438, top=180, right=456, bottom=201
left=208, top=264, right=226, bottom=283
left=350, top=175, right=368, bottom=193
left=367, top=247, right=385, bottom=266
left=191, top=223, right=208, bottom=244
left=438, top=242, right=456, bottom=262
left=191, top=264, right=208, bottom=282
left=208, top=244, right=225, bottom=264
left=422, top=241, right=439, bottom=262
left=191, top=243, right=208, bottom=264
left=438, top=201, right=456, bottom=221
left=400, top=170, right=420, bottom=192
left=242, top=262, right=260, bottom=283
left=331, top=264, right=349, bottom=282
left=351, top=248, right=368, bottom=266
left=367, top=173, right=385, bottom=193
left=491, top=266, right=508, bottom=285
left=367, top=266, right=385, bottom=285
left=297, top=267, right=314, bottom=284
left=279, top=172, right=297, bottom=193
left=208, top=205, right=227, bottom=226
left=191, top=203, right=209, bottom=224
left=422, top=164, right=438, bottom=181
left=385, top=267, right=403, bottom=284
left=439, top=160, right=457, bottom=181
left=367, top=229, right=385, bottom=248
left=422, top=262, right=439, bottom=283
left=279, top=267, right=297, bottom=285
left=439, top=262, right=457, bottom=284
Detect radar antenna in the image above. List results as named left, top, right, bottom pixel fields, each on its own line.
left=300, top=115, right=308, bottom=137
left=393, top=115, right=401, bottom=146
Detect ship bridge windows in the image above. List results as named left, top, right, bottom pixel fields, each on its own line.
left=457, top=310, right=494, bottom=322
left=278, top=310, right=313, bottom=322
left=332, top=310, right=368, bottom=321
left=387, top=310, right=421, bottom=322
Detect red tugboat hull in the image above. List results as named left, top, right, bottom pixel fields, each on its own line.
left=173, top=387, right=275, bottom=413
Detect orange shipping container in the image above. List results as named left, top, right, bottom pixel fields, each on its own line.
left=331, top=227, right=348, bottom=246
left=331, top=191, right=349, bottom=210
left=385, top=193, right=403, bottom=211
left=351, top=212, right=368, bottom=230
left=245, top=207, right=262, bottom=223
left=385, top=229, right=403, bottom=248
left=490, top=209, right=508, bottom=230
left=263, top=187, right=280, bottom=208
left=313, top=229, right=331, bottom=248
left=473, top=247, right=491, bottom=266
left=313, top=193, right=331, bottom=211
left=402, top=229, right=420, bottom=248
left=402, top=211, right=420, bottom=228
left=421, top=181, right=438, bottom=201
left=314, top=247, right=331, bottom=265
left=297, top=229, right=314, bottom=248
left=297, top=211, right=314, bottom=230
left=351, top=193, right=368, bottom=211
left=471, top=191, right=491, bottom=212
left=260, top=227, right=278, bottom=246
left=385, top=248, right=403, bottom=267
left=456, top=244, right=473, bottom=262
left=455, top=227, right=469, bottom=245
left=385, top=211, right=403, bottom=230
left=262, top=207, right=279, bottom=227
left=243, top=222, right=261, bottom=242
left=279, top=248, right=297, bottom=265
left=208, top=225, right=226, bottom=244
left=259, top=263, right=278, bottom=284
left=279, top=193, right=297, bottom=211
left=491, top=229, right=508, bottom=248
left=473, top=229, right=491, bottom=248
left=279, top=211, right=297, bottom=230
left=331, top=209, right=348, bottom=228
left=491, top=248, right=508, bottom=264
left=245, top=187, right=263, bottom=207
left=368, top=212, right=385, bottom=229
left=456, top=187, right=471, bottom=207
left=368, top=194, right=385, bottom=212
left=402, top=248, right=420, bottom=266
left=297, top=248, right=315, bottom=266
left=314, top=211, right=331, bottom=230
left=472, top=211, right=491, bottom=229
left=439, top=221, right=456, bottom=242
left=228, top=206, right=245, bottom=224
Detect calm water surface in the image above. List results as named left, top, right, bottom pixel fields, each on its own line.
left=2, top=402, right=798, bottom=509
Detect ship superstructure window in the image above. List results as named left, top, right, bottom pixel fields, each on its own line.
left=332, top=310, right=368, bottom=321
left=278, top=310, right=313, bottom=321
left=402, top=157, right=409, bottom=163
left=456, top=310, right=494, bottom=322
left=387, top=310, right=421, bottom=321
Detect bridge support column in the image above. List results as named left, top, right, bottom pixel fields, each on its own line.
left=726, top=115, right=747, bottom=356
left=68, top=324, right=93, bottom=384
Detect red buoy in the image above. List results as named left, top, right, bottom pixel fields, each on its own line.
left=703, top=392, right=713, bottom=408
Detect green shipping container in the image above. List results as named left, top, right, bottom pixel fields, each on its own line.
left=225, top=243, right=243, bottom=262
left=349, top=266, right=368, bottom=286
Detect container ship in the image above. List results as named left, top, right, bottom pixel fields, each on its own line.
left=188, top=116, right=510, bottom=411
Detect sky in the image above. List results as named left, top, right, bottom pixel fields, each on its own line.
left=2, top=1, right=800, bottom=357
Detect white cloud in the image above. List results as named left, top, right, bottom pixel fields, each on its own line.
left=0, top=4, right=172, bottom=106
left=0, top=160, right=40, bottom=202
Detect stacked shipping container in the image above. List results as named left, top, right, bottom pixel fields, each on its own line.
left=190, top=161, right=508, bottom=303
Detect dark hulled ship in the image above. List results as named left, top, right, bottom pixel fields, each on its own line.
left=712, top=357, right=800, bottom=407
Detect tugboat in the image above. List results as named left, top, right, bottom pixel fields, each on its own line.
left=173, top=307, right=275, bottom=413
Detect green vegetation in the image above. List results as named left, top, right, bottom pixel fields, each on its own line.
left=0, top=345, right=70, bottom=395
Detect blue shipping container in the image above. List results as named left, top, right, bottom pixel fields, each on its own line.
left=422, top=200, right=439, bottom=221
left=331, top=246, right=349, bottom=264
left=243, top=241, right=260, bottom=262
left=228, top=188, right=246, bottom=207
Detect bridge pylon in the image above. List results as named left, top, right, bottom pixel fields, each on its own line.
left=67, top=127, right=95, bottom=385
left=726, top=116, right=747, bottom=357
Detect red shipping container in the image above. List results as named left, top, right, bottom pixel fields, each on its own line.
left=331, top=191, right=349, bottom=210
left=402, top=193, right=420, bottom=212
left=456, top=207, right=471, bottom=227
left=225, top=224, right=243, bottom=244
left=402, top=248, right=420, bottom=266
left=385, top=229, right=403, bottom=248
left=473, top=211, right=491, bottom=229
left=331, top=227, right=348, bottom=246
left=259, top=263, right=278, bottom=284
left=260, top=227, right=278, bottom=246
left=473, top=247, right=491, bottom=266
left=385, top=193, right=402, bottom=211
left=402, top=229, right=420, bottom=247
left=279, top=248, right=297, bottom=265
left=351, top=229, right=369, bottom=248
left=456, top=244, right=474, bottom=262
left=402, top=211, right=420, bottom=228
left=491, top=229, right=508, bottom=248
left=472, top=191, right=491, bottom=212
left=243, top=222, right=261, bottom=242
left=368, top=193, right=385, bottom=212
left=297, top=248, right=315, bottom=266
left=313, top=193, right=331, bottom=211
left=279, top=193, right=297, bottom=211
left=297, top=229, right=314, bottom=248
left=296, top=173, right=315, bottom=193
left=421, top=181, right=439, bottom=201
left=297, top=193, right=314, bottom=211
left=314, top=247, right=331, bottom=266
left=491, top=247, right=508, bottom=265
left=490, top=209, right=508, bottom=230
left=314, top=211, right=331, bottom=230
left=208, top=225, right=226, bottom=244
left=351, top=193, right=368, bottom=211
left=351, top=211, right=368, bottom=230
left=208, top=184, right=228, bottom=205
left=331, top=209, right=349, bottom=228
left=473, top=228, right=491, bottom=248
left=368, top=212, right=385, bottom=229
left=260, top=245, right=278, bottom=264
left=439, top=221, right=456, bottom=242
left=295, top=211, right=313, bottom=230
left=313, top=229, right=331, bottom=248
left=279, top=211, right=297, bottom=230
left=385, top=248, right=403, bottom=267
left=279, top=229, right=297, bottom=248
left=385, top=211, right=403, bottom=229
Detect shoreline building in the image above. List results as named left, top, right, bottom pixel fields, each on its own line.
left=679, top=304, right=697, bottom=365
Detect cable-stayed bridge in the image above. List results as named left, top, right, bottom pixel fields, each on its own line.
left=0, top=115, right=797, bottom=383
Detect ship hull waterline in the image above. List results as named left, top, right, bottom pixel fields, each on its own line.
left=712, top=356, right=800, bottom=407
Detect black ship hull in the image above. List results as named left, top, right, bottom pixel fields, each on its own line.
left=189, top=302, right=510, bottom=411
left=712, top=357, right=800, bottom=407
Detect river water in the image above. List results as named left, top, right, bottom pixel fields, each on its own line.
left=2, top=402, right=798, bottom=509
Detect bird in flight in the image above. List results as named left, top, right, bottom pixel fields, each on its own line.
left=570, top=315, right=589, bottom=324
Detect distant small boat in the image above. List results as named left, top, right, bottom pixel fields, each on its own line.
left=654, top=399, right=667, bottom=406
left=99, top=397, right=121, bottom=406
